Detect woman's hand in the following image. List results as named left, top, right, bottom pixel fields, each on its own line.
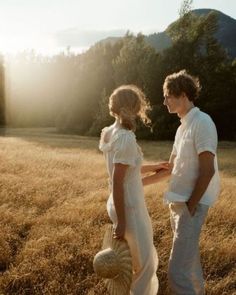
left=141, top=162, right=171, bottom=174
left=113, top=222, right=125, bottom=240
left=142, top=162, right=173, bottom=186
left=155, top=162, right=172, bottom=173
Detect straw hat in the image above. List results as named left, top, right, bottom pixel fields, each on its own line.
left=93, top=224, right=133, bottom=295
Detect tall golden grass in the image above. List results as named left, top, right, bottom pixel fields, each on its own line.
left=0, top=128, right=235, bottom=295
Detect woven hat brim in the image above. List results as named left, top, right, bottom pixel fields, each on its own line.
left=102, top=224, right=133, bottom=295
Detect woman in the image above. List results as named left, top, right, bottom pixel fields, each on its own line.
left=99, top=85, right=170, bottom=295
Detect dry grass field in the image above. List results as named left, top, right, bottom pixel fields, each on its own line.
left=0, top=128, right=235, bottom=295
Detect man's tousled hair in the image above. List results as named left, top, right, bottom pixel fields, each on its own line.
left=163, top=70, right=201, bottom=101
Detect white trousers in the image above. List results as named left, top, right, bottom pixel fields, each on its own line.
left=168, top=202, right=209, bottom=295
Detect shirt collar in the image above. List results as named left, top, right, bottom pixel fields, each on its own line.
left=180, top=107, right=199, bottom=126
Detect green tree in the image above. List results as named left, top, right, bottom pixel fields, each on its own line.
left=88, top=88, right=113, bottom=136
left=112, top=33, right=161, bottom=138
left=150, top=5, right=236, bottom=139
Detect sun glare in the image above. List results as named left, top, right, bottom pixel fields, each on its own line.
left=0, top=27, right=58, bottom=55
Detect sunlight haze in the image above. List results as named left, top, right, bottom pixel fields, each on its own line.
left=0, top=0, right=235, bottom=55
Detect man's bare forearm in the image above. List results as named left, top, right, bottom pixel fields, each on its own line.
left=187, top=170, right=215, bottom=214
left=187, top=152, right=215, bottom=215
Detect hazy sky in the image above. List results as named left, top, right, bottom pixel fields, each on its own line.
left=0, top=0, right=235, bottom=54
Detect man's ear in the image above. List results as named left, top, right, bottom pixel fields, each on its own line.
left=181, top=92, right=189, bottom=101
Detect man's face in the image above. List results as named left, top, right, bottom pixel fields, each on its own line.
left=163, top=92, right=184, bottom=114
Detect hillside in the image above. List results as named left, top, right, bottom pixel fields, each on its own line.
left=145, top=9, right=236, bottom=58
left=98, top=9, right=236, bottom=59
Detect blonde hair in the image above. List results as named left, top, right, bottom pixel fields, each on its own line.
left=109, top=85, right=151, bottom=131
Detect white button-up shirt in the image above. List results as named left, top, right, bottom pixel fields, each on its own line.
left=164, top=107, right=220, bottom=206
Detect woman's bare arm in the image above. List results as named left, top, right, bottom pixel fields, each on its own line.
left=142, top=168, right=171, bottom=186
left=141, top=162, right=170, bottom=174
left=112, top=163, right=129, bottom=239
left=142, top=155, right=175, bottom=186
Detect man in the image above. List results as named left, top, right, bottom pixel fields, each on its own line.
left=163, top=70, right=220, bottom=295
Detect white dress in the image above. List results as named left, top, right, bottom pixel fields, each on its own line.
left=99, top=127, right=159, bottom=295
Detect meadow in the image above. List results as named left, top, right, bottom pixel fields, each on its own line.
left=0, top=128, right=235, bottom=295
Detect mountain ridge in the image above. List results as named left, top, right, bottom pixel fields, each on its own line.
left=145, top=9, right=236, bottom=58
left=98, top=9, right=236, bottom=59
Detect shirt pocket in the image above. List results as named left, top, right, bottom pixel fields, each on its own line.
left=179, top=138, right=195, bottom=158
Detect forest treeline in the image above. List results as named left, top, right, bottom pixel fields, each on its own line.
left=1, top=10, right=236, bottom=140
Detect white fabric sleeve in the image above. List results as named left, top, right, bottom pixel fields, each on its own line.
left=195, top=117, right=218, bottom=155
left=113, top=133, right=137, bottom=167
left=171, top=142, right=177, bottom=156
left=170, top=143, right=177, bottom=156
left=171, top=126, right=181, bottom=156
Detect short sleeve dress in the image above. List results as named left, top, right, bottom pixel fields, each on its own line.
left=99, top=127, right=159, bottom=295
